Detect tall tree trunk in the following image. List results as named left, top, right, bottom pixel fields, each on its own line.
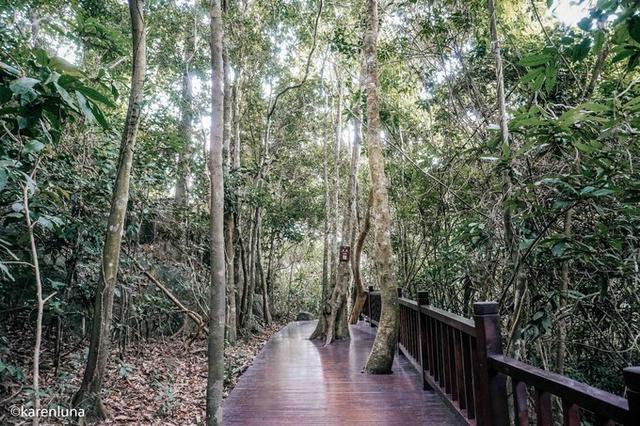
left=330, top=77, right=342, bottom=292
left=487, top=0, right=525, bottom=359
left=325, top=108, right=360, bottom=344
left=311, top=77, right=344, bottom=341
left=310, top=89, right=331, bottom=340
left=174, top=34, right=194, bottom=209
left=232, top=78, right=243, bottom=329
left=349, top=189, right=372, bottom=324
left=222, top=27, right=237, bottom=344
left=72, top=0, right=146, bottom=417
left=362, top=0, right=399, bottom=374
left=206, top=0, right=226, bottom=422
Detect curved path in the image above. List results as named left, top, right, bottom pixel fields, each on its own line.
left=223, top=320, right=458, bottom=425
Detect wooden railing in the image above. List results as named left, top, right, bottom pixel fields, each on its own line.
left=361, top=288, right=640, bottom=426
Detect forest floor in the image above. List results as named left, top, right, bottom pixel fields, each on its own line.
left=0, top=321, right=284, bottom=425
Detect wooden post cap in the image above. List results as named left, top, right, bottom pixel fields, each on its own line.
left=474, top=302, right=499, bottom=315
left=368, top=285, right=374, bottom=292
left=624, top=367, right=640, bottom=390
left=397, top=287, right=403, bottom=297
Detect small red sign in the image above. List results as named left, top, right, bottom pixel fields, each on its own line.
left=339, top=246, right=350, bottom=262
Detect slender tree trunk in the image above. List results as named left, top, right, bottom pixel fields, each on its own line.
left=311, top=77, right=344, bottom=341
left=257, top=224, right=272, bottom=324
left=330, top=77, right=342, bottom=292
left=363, top=0, right=398, bottom=374
left=556, top=209, right=572, bottom=374
left=488, top=0, right=526, bottom=360
left=72, top=0, right=146, bottom=417
left=222, top=30, right=237, bottom=344
left=325, top=109, right=360, bottom=344
left=232, top=79, right=243, bottom=328
left=175, top=35, right=194, bottom=209
left=23, top=184, right=44, bottom=426
left=206, top=0, right=225, bottom=422
left=349, top=189, right=372, bottom=324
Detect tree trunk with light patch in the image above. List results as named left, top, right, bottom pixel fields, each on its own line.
left=325, top=108, right=360, bottom=344
left=362, top=0, right=399, bottom=374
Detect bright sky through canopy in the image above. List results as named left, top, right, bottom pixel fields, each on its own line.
left=549, top=0, right=594, bottom=26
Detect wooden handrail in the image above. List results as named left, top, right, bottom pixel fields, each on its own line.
left=420, top=304, right=476, bottom=336
left=489, top=354, right=630, bottom=423
left=360, top=289, right=640, bottom=426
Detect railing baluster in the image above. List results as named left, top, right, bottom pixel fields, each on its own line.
left=413, top=310, right=418, bottom=358
left=462, top=333, right=475, bottom=419
left=438, top=321, right=444, bottom=386
left=417, top=291, right=430, bottom=390
left=367, top=286, right=374, bottom=327
left=443, top=323, right=451, bottom=392
left=513, top=379, right=528, bottom=426
left=561, top=400, right=580, bottom=426
left=449, top=327, right=457, bottom=400
left=454, top=329, right=464, bottom=405
left=414, top=310, right=418, bottom=358
left=535, top=388, right=552, bottom=426
left=400, top=305, right=404, bottom=347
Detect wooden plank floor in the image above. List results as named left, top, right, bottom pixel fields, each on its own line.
left=223, top=320, right=458, bottom=425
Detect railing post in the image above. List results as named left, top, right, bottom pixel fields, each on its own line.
left=368, top=286, right=374, bottom=327
left=624, top=367, right=640, bottom=424
left=417, top=291, right=431, bottom=390
left=396, top=288, right=403, bottom=355
left=473, top=302, right=509, bottom=426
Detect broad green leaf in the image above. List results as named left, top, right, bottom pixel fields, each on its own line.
left=577, top=102, right=610, bottom=112
left=612, top=48, right=634, bottom=63
left=552, top=241, right=565, bottom=257
left=54, top=82, right=76, bottom=109
left=532, top=72, right=545, bottom=91
left=521, top=68, right=543, bottom=84
left=75, top=91, right=96, bottom=123
left=76, top=84, right=115, bottom=107
left=37, top=216, right=53, bottom=230
left=519, top=53, right=552, bottom=67
left=571, top=38, right=591, bottom=62
left=33, top=48, right=49, bottom=66
left=49, top=56, right=83, bottom=76
left=23, top=140, right=45, bottom=154
left=578, top=18, right=592, bottom=32
left=544, top=65, right=557, bottom=92
left=591, top=188, right=615, bottom=197
left=9, top=77, right=39, bottom=95
left=90, top=103, right=110, bottom=129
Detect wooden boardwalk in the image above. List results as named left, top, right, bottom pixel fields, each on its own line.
left=223, top=320, right=458, bottom=425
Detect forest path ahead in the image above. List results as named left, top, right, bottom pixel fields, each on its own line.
left=223, top=320, right=458, bottom=425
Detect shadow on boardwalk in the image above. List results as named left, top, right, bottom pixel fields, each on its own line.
left=223, top=320, right=459, bottom=425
